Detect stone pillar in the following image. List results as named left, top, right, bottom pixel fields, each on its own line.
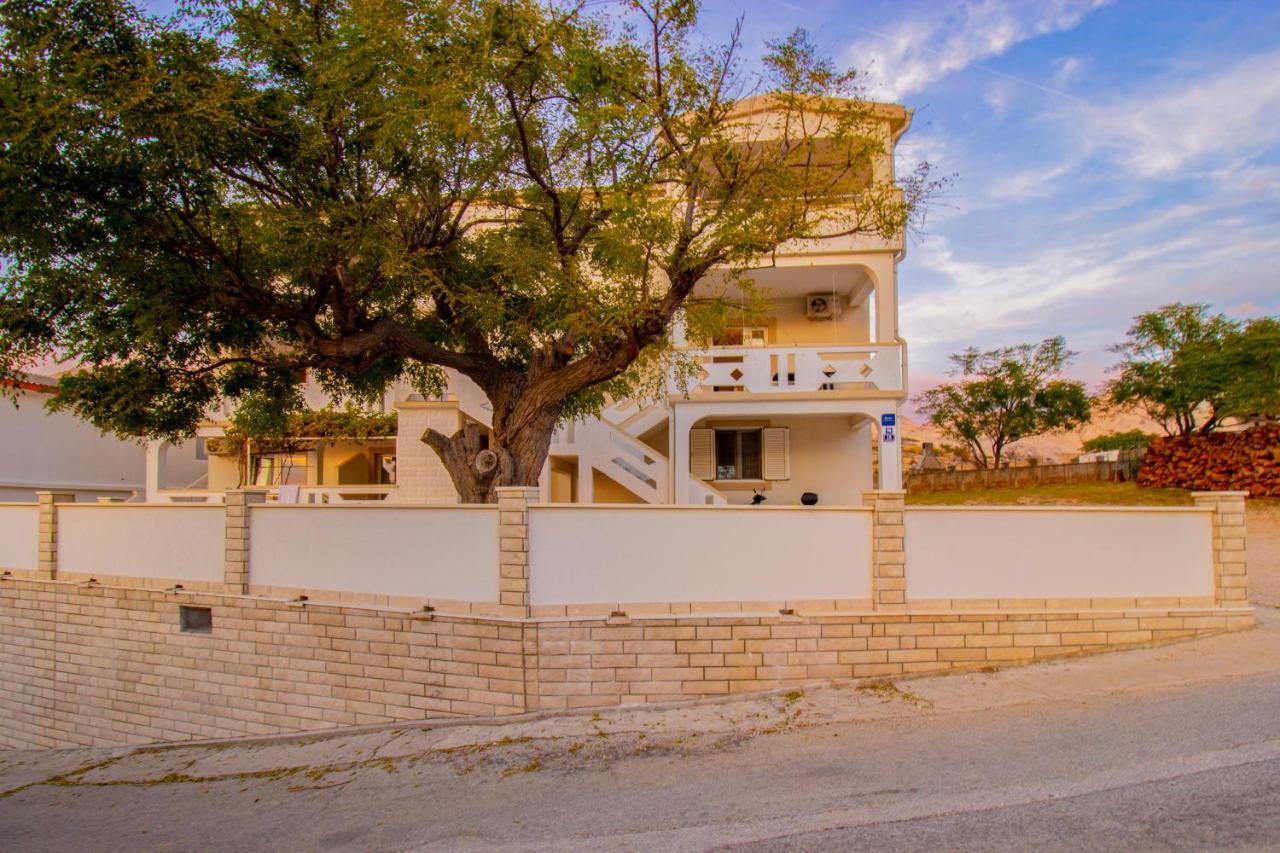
left=496, top=486, right=538, bottom=617
left=863, top=489, right=907, bottom=610
left=1193, top=491, right=1249, bottom=607
left=224, top=489, right=267, bottom=593
left=35, top=491, right=76, bottom=580
left=393, top=401, right=463, bottom=504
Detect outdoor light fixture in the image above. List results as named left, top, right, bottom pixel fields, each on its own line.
left=0, top=571, right=12, bottom=581
left=290, top=594, right=309, bottom=606
left=164, top=584, right=185, bottom=594
left=79, top=578, right=99, bottom=588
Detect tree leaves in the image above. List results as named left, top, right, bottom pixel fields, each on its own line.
left=914, top=337, right=1091, bottom=469
left=1106, top=303, right=1279, bottom=435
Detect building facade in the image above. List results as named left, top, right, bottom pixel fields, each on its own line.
left=148, top=98, right=913, bottom=507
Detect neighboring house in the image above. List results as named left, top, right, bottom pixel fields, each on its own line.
left=2, top=374, right=204, bottom=502
left=148, top=97, right=912, bottom=507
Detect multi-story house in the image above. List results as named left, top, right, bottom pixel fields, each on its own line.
left=147, top=97, right=913, bottom=507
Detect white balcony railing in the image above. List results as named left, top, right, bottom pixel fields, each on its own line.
left=678, top=344, right=903, bottom=395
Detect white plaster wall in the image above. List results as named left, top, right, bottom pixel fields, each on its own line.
left=904, top=508, right=1215, bottom=600
left=0, top=505, right=38, bottom=571
left=0, top=389, right=205, bottom=500
left=57, top=505, right=225, bottom=582
left=529, top=506, right=872, bottom=605
left=250, top=506, right=499, bottom=602
left=712, top=415, right=872, bottom=507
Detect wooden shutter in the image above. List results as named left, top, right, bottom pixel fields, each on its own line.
left=689, top=429, right=715, bottom=480
left=762, top=427, right=790, bottom=480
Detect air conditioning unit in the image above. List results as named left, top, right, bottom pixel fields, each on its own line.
left=806, top=293, right=842, bottom=320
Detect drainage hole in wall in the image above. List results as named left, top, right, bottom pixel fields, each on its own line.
left=179, top=605, right=213, bottom=634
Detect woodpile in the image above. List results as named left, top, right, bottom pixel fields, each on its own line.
left=1139, top=425, right=1280, bottom=496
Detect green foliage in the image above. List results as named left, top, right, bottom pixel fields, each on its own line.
left=0, top=0, right=934, bottom=495
left=914, top=337, right=1092, bottom=469
left=1107, top=304, right=1280, bottom=435
left=206, top=405, right=397, bottom=457
left=1081, top=429, right=1157, bottom=453
left=1217, top=317, right=1280, bottom=424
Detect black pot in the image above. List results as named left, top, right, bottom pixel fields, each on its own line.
left=800, top=492, right=818, bottom=506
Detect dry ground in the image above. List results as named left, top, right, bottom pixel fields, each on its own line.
left=1249, top=500, right=1280, bottom=607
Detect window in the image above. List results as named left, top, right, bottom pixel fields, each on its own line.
left=713, top=326, right=770, bottom=347
left=714, top=429, right=763, bottom=481
left=252, top=453, right=311, bottom=486
left=375, top=453, right=397, bottom=485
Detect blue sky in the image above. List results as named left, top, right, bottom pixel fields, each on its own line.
left=692, top=0, right=1280, bottom=396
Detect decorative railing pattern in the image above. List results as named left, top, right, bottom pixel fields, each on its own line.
left=679, top=344, right=904, bottom=394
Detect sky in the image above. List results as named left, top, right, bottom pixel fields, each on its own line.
left=690, top=0, right=1280, bottom=399
left=134, top=0, right=1280, bottom=401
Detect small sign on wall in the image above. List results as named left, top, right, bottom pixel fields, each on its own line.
left=881, top=413, right=896, bottom=443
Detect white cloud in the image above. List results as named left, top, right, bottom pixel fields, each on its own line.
left=983, top=81, right=1014, bottom=120
left=1073, top=50, right=1280, bottom=178
left=849, top=0, right=1111, bottom=100
left=900, top=209, right=1280, bottom=364
left=1051, top=55, right=1087, bottom=88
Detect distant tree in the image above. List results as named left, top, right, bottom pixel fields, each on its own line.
left=915, top=337, right=1091, bottom=470
left=1216, top=317, right=1280, bottom=425
left=1081, top=429, right=1156, bottom=453
left=1107, top=304, right=1279, bottom=435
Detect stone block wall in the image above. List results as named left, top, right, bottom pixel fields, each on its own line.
left=533, top=607, right=1253, bottom=709
left=0, top=573, right=1254, bottom=748
left=0, top=580, right=527, bottom=749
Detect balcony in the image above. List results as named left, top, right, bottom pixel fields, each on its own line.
left=676, top=344, right=904, bottom=396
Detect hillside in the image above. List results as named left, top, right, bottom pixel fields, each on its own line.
left=901, top=406, right=1165, bottom=468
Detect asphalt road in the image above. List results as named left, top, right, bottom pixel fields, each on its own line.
left=4, top=663, right=1280, bottom=852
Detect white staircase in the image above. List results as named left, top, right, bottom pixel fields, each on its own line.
left=550, top=402, right=671, bottom=503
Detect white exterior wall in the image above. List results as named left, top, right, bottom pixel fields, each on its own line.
left=250, top=506, right=499, bottom=602
left=0, top=388, right=204, bottom=501
left=57, top=505, right=225, bottom=583
left=0, top=504, right=38, bottom=571
left=904, top=507, right=1215, bottom=600
left=528, top=505, right=872, bottom=605
left=712, top=415, right=872, bottom=506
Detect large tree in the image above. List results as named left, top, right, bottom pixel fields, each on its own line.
left=914, top=337, right=1091, bottom=470
left=0, top=0, right=931, bottom=501
left=1107, top=303, right=1279, bottom=435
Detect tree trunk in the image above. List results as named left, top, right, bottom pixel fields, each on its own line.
left=421, top=402, right=561, bottom=504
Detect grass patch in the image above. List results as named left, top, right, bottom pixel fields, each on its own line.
left=905, top=482, right=1194, bottom=507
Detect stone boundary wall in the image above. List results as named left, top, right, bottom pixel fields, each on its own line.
left=907, top=459, right=1130, bottom=494
left=533, top=606, right=1254, bottom=709
left=0, top=575, right=1254, bottom=748
left=0, top=580, right=529, bottom=749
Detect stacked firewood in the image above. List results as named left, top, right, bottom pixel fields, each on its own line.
left=1139, top=425, right=1280, bottom=496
